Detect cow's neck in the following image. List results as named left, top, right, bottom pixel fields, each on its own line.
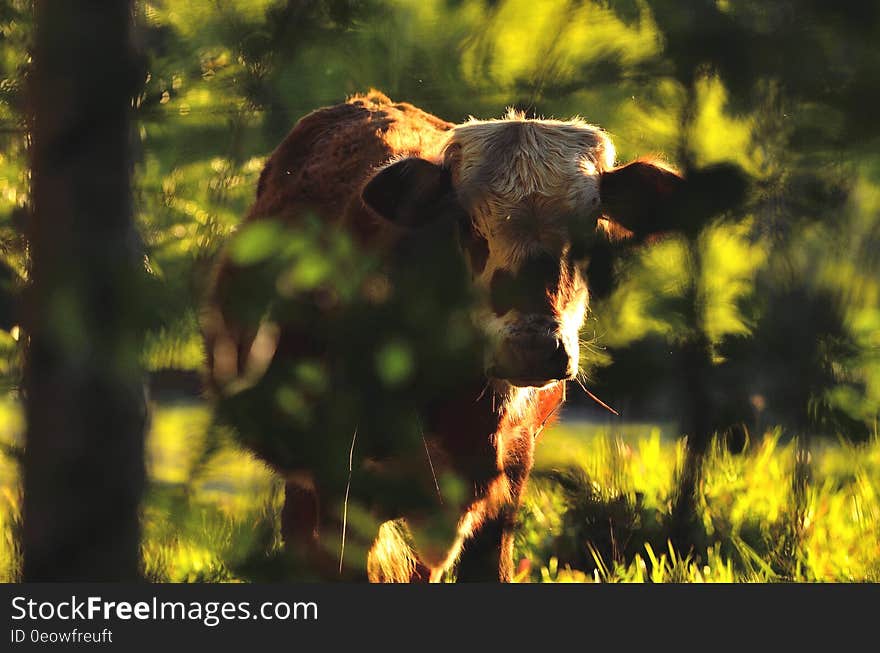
left=497, top=381, right=565, bottom=436
left=422, top=377, right=564, bottom=478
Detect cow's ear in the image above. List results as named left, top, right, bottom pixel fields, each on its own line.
left=362, top=157, right=454, bottom=228
left=598, top=159, right=684, bottom=238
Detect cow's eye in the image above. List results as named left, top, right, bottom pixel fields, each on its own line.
left=457, top=217, right=489, bottom=275
left=565, top=212, right=600, bottom=262
left=568, top=229, right=597, bottom=263
left=584, top=238, right=617, bottom=300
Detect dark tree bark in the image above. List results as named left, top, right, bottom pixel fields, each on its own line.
left=23, top=0, right=146, bottom=581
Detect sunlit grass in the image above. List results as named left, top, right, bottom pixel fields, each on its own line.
left=0, top=399, right=878, bottom=582
left=0, top=396, right=23, bottom=580
left=0, top=399, right=277, bottom=583
left=518, top=421, right=880, bottom=582
left=534, top=541, right=741, bottom=584
left=140, top=403, right=278, bottom=583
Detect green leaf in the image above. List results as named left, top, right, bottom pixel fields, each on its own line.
left=230, top=221, right=284, bottom=265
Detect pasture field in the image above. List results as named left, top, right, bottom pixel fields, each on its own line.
left=0, top=398, right=877, bottom=583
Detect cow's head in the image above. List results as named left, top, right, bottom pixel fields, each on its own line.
left=362, top=112, right=682, bottom=390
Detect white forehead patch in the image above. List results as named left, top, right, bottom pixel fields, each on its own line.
left=443, top=110, right=616, bottom=209
left=441, top=111, right=615, bottom=269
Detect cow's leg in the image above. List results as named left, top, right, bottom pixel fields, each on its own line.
left=455, top=432, right=535, bottom=582
left=454, top=508, right=517, bottom=582
left=281, top=476, right=371, bottom=580
left=366, top=519, right=435, bottom=583
left=280, top=479, right=317, bottom=546
left=280, top=476, right=328, bottom=578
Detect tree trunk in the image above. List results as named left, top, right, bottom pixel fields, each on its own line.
left=23, top=0, right=145, bottom=581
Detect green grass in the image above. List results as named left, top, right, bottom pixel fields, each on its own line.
left=0, top=398, right=877, bottom=582
left=0, top=398, right=280, bottom=583
left=518, top=422, right=880, bottom=582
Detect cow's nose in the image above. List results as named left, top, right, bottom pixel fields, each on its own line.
left=489, top=332, right=572, bottom=387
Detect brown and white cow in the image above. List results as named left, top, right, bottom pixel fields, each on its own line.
left=204, top=90, right=683, bottom=582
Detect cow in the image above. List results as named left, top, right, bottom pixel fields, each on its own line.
left=203, top=90, right=684, bottom=582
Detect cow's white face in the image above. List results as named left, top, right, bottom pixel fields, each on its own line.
left=442, top=115, right=616, bottom=388
left=361, top=111, right=683, bottom=395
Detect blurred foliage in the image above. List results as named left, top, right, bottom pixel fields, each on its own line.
left=2, top=403, right=877, bottom=582
left=0, top=0, right=875, bottom=434
left=212, top=207, right=485, bottom=572
left=0, top=0, right=879, bottom=580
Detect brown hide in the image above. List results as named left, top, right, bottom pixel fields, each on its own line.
left=204, top=91, right=453, bottom=381
left=205, top=91, right=566, bottom=582
left=250, top=90, right=453, bottom=239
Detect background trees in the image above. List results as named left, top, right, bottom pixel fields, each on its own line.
left=22, top=0, right=145, bottom=580
left=0, top=0, right=877, bottom=581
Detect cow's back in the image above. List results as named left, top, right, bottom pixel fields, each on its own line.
left=205, top=92, right=454, bottom=385
left=248, top=90, right=454, bottom=238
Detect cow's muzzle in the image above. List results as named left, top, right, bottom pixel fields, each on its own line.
left=488, top=331, right=573, bottom=388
